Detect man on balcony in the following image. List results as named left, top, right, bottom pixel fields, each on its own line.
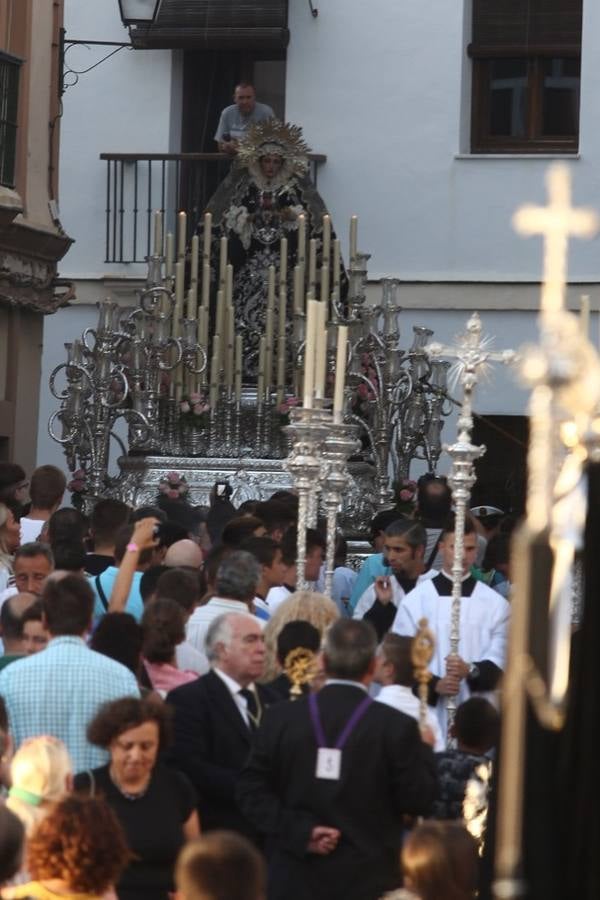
left=215, top=83, right=274, bottom=156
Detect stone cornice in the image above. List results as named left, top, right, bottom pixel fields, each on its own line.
left=0, top=216, right=75, bottom=313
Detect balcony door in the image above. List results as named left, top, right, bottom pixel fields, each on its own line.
left=182, top=49, right=286, bottom=154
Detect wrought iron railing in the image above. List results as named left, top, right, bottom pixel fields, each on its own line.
left=0, top=51, right=22, bottom=189
left=100, top=151, right=326, bottom=264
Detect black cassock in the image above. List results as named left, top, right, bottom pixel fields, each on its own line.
left=481, top=462, right=600, bottom=899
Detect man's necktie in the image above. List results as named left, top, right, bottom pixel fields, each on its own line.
left=239, top=687, right=259, bottom=730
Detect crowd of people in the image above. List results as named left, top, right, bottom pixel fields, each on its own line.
left=0, top=458, right=514, bottom=900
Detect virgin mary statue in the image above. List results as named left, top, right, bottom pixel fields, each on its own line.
left=201, top=119, right=344, bottom=378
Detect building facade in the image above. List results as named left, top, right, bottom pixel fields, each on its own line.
left=37, top=0, right=598, bottom=501
left=0, top=0, right=72, bottom=471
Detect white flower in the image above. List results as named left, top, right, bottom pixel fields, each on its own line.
left=224, top=205, right=252, bottom=250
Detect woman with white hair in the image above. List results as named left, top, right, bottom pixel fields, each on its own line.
left=261, top=590, right=339, bottom=683
left=6, top=736, right=73, bottom=836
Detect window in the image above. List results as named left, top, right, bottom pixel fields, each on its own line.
left=0, top=51, right=22, bottom=188
left=470, top=0, right=582, bottom=153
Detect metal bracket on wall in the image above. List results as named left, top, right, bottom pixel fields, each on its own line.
left=308, top=0, right=318, bottom=17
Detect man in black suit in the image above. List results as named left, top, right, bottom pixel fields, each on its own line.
left=237, top=619, right=437, bottom=900
left=167, top=611, right=275, bottom=839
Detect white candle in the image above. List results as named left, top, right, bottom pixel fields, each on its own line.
left=333, top=325, right=349, bottom=423
left=172, top=261, right=184, bottom=338
left=303, top=299, right=318, bottom=409
left=203, top=212, right=212, bottom=263
left=322, top=215, right=331, bottom=265
left=320, top=261, right=330, bottom=307
left=234, top=334, right=243, bottom=402
left=212, top=333, right=221, bottom=384
left=265, top=267, right=276, bottom=393
left=165, top=233, right=174, bottom=279
left=333, top=239, right=340, bottom=289
left=197, top=307, right=208, bottom=383
left=276, top=282, right=287, bottom=404
left=225, top=263, right=233, bottom=306
left=349, top=215, right=358, bottom=265
left=153, top=210, right=163, bottom=256
left=297, top=214, right=306, bottom=267
left=189, top=235, right=199, bottom=312
left=293, top=265, right=303, bottom=315
left=215, top=289, right=225, bottom=346
left=279, top=237, right=288, bottom=284
left=219, top=237, right=228, bottom=289
left=209, top=348, right=219, bottom=408
left=201, top=262, right=210, bottom=309
left=226, top=304, right=235, bottom=389
left=257, top=337, right=266, bottom=403
left=177, top=211, right=186, bottom=261
left=308, top=239, right=317, bottom=294
left=581, top=294, right=590, bottom=338
left=314, top=302, right=328, bottom=400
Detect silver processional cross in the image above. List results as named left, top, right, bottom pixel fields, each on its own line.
left=428, top=313, right=515, bottom=739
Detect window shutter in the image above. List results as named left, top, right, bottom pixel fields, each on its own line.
left=472, top=0, right=582, bottom=50
left=131, top=0, right=289, bottom=49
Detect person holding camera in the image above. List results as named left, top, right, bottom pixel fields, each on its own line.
left=91, top=518, right=162, bottom=622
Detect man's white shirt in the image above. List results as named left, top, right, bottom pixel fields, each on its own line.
left=376, top=683, right=445, bottom=751
left=186, top=596, right=264, bottom=655
left=212, top=666, right=257, bottom=727
left=353, top=570, right=437, bottom=620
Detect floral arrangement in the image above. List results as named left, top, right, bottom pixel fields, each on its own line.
left=67, top=468, right=86, bottom=494
left=276, top=396, right=301, bottom=423
left=158, top=471, right=189, bottom=500
left=180, top=392, right=210, bottom=423
left=394, top=478, right=418, bottom=514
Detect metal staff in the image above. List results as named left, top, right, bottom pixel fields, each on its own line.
left=493, top=164, right=599, bottom=900
left=428, top=314, right=515, bottom=739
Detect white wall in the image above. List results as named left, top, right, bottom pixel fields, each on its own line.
left=286, top=0, right=600, bottom=282
left=58, top=0, right=176, bottom=281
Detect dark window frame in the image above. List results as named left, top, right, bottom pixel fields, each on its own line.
left=470, top=0, right=582, bottom=154
left=0, top=50, right=23, bottom=189
left=470, top=46, right=581, bottom=153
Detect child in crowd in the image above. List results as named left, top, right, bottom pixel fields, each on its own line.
left=432, top=696, right=500, bottom=820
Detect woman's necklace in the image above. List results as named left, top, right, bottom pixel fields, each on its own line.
left=109, top=768, right=150, bottom=801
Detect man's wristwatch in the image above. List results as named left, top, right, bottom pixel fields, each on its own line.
left=468, top=662, right=480, bottom=680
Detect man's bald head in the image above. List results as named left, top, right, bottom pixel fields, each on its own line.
left=0, top=592, right=36, bottom=652
left=164, top=539, right=203, bottom=569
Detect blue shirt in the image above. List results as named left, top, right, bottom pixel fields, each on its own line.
left=0, top=636, right=140, bottom=771
left=88, top=566, right=144, bottom=622
left=348, top=553, right=391, bottom=611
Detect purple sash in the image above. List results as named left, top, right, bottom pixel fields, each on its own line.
left=309, top=691, right=372, bottom=749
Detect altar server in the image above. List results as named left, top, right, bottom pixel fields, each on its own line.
left=392, top=517, right=510, bottom=737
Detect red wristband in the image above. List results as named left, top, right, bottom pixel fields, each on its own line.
left=126, top=542, right=139, bottom=553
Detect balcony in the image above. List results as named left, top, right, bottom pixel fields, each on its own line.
left=100, top=151, right=326, bottom=264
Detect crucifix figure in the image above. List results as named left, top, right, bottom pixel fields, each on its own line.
left=428, top=314, right=515, bottom=739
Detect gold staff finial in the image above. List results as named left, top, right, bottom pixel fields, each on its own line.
left=411, top=618, right=435, bottom=735
left=283, top=646, right=318, bottom=699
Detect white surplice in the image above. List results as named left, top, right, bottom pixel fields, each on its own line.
left=392, top=575, right=510, bottom=737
